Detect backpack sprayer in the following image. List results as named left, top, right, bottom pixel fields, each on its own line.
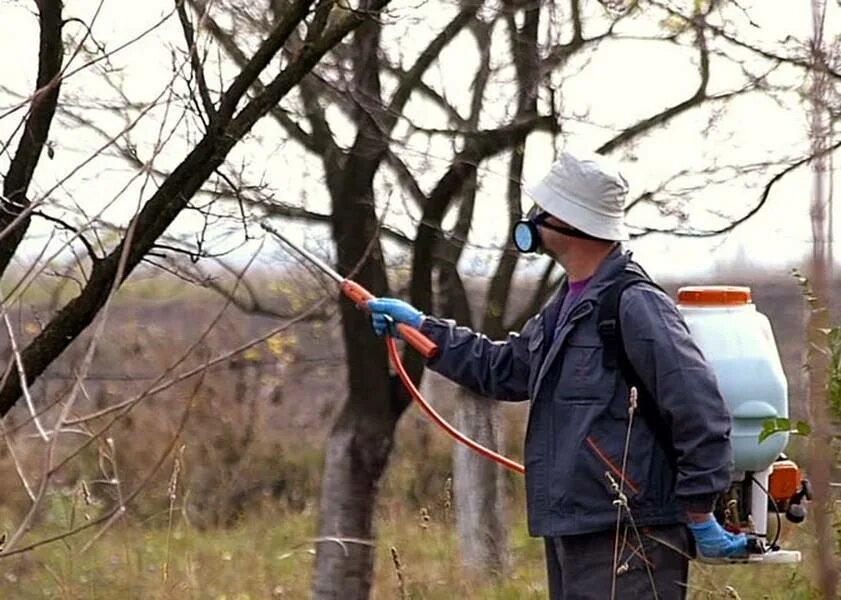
left=676, top=286, right=809, bottom=564
left=263, top=224, right=807, bottom=565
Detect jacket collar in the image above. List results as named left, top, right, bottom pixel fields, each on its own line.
left=540, top=245, right=631, bottom=339
left=544, top=244, right=630, bottom=317
left=533, top=245, right=631, bottom=398
left=570, top=244, right=630, bottom=309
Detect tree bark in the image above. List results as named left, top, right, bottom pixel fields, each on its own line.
left=311, top=100, right=400, bottom=595
left=806, top=2, right=837, bottom=597
left=311, top=273, right=399, bottom=599
left=313, top=409, right=398, bottom=599
left=0, top=0, right=63, bottom=277
left=453, top=387, right=509, bottom=573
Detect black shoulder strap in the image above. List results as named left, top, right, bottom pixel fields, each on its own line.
left=598, top=263, right=657, bottom=372
left=597, top=263, right=675, bottom=455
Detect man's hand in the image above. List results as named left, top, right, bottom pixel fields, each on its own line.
left=366, top=298, right=424, bottom=336
left=687, top=514, right=748, bottom=559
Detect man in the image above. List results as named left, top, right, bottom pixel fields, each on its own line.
left=367, top=151, right=747, bottom=599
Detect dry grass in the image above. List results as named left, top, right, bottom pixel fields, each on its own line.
left=0, top=269, right=836, bottom=598
left=0, top=484, right=822, bottom=599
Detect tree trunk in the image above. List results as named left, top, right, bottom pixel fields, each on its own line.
left=311, top=273, right=398, bottom=600
left=312, top=151, right=402, bottom=597
left=312, top=408, right=397, bottom=599
left=805, top=3, right=837, bottom=598
left=437, top=258, right=511, bottom=574
left=453, top=387, right=509, bottom=573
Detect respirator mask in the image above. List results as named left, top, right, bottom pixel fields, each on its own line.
left=512, top=205, right=602, bottom=253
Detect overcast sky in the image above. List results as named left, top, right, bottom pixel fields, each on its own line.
left=0, top=0, right=839, bottom=284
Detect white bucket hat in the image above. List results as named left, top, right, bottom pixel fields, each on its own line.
left=525, top=150, right=629, bottom=241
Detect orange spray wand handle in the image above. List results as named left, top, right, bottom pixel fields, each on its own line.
left=341, top=280, right=438, bottom=359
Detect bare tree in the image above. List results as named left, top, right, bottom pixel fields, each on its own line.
left=804, top=0, right=839, bottom=597
left=0, top=0, right=389, bottom=556
left=194, top=0, right=557, bottom=592
left=10, top=0, right=839, bottom=597
left=194, top=0, right=841, bottom=592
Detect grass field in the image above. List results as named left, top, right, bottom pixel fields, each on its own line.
left=1, top=497, right=821, bottom=600
left=0, top=274, right=834, bottom=599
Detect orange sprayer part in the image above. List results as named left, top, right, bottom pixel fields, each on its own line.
left=340, top=279, right=375, bottom=304
left=677, top=285, right=752, bottom=306
left=340, top=280, right=439, bottom=360
left=769, top=459, right=802, bottom=502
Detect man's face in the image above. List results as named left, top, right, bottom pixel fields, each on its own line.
left=536, top=213, right=573, bottom=261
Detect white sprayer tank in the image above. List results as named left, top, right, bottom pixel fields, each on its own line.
left=676, top=286, right=789, bottom=473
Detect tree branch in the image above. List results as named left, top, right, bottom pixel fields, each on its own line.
left=646, top=0, right=841, bottom=82
left=381, top=63, right=468, bottom=127
left=477, top=4, right=540, bottom=338
left=32, top=210, right=100, bottom=262
left=409, top=114, right=556, bottom=318
left=632, top=140, right=841, bottom=239
left=176, top=0, right=216, bottom=124
left=192, top=0, right=338, bottom=158
left=385, top=3, right=479, bottom=124
left=346, top=1, right=479, bottom=187
left=0, top=0, right=64, bottom=277
left=383, top=149, right=428, bottom=209
left=216, top=0, right=315, bottom=123
left=598, top=20, right=710, bottom=154
left=540, top=0, right=612, bottom=75
left=0, top=0, right=392, bottom=416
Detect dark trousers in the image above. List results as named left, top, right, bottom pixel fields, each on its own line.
left=544, top=524, right=691, bottom=600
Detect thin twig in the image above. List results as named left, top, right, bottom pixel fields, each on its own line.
left=0, top=417, right=35, bottom=501
left=78, top=506, right=124, bottom=554
left=311, top=536, right=376, bottom=556
left=0, top=374, right=197, bottom=558
left=163, top=443, right=186, bottom=583
left=390, top=546, right=408, bottom=600
left=2, top=312, right=49, bottom=441
left=609, top=386, right=660, bottom=600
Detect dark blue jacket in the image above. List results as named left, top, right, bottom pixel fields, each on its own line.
left=419, top=247, right=733, bottom=537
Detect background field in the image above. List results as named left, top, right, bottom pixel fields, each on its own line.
left=0, top=265, right=838, bottom=598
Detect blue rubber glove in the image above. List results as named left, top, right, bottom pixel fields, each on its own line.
left=687, top=516, right=748, bottom=559
left=366, top=298, right=424, bottom=336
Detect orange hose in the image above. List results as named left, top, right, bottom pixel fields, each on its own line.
left=385, top=335, right=525, bottom=475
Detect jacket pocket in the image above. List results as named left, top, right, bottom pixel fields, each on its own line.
left=566, top=430, right=648, bottom=515
left=556, top=342, right=616, bottom=404
left=585, top=436, right=640, bottom=496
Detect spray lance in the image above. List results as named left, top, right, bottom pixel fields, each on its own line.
left=262, top=223, right=525, bottom=475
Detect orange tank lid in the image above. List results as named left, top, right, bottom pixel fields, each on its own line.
left=677, top=285, right=752, bottom=306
